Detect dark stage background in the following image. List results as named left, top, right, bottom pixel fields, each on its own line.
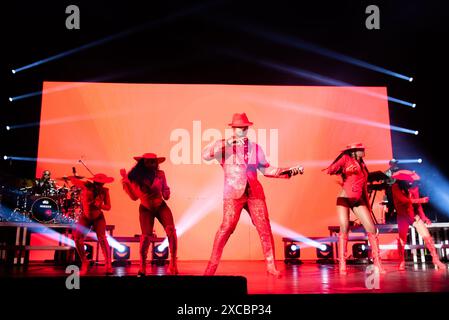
left=1, top=0, right=449, bottom=221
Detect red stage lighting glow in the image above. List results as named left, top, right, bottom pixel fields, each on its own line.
left=35, top=82, right=393, bottom=260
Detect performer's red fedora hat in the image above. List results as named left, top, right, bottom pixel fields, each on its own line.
left=228, top=113, right=254, bottom=127
left=88, top=173, right=114, bottom=184
left=341, top=142, right=366, bottom=152
left=133, top=152, right=166, bottom=163
left=392, top=170, right=420, bottom=182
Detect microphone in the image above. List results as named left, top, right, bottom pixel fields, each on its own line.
left=72, top=166, right=77, bottom=176
left=281, top=165, right=304, bottom=177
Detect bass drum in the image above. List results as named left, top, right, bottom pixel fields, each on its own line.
left=31, top=197, right=59, bottom=223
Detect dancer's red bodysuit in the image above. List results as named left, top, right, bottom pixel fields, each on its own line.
left=70, top=177, right=112, bottom=274
left=325, top=146, right=386, bottom=274
left=122, top=168, right=177, bottom=275
left=203, top=137, right=291, bottom=276
left=392, top=183, right=430, bottom=241
left=326, top=153, right=370, bottom=205
left=392, top=181, right=445, bottom=269
left=122, top=170, right=174, bottom=236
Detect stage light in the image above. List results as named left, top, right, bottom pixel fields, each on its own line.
left=396, top=158, right=423, bottom=164
left=230, top=23, right=414, bottom=82
left=253, top=96, right=419, bottom=135
left=284, top=242, right=301, bottom=264
left=230, top=55, right=417, bottom=108
left=12, top=3, right=215, bottom=74
left=412, top=103, right=416, bottom=108
left=6, top=126, right=10, bottom=131
left=113, top=243, right=130, bottom=265
left=316, top=243, right=333, bottom=261
left=152, top=243, right=169, bottom=266
left=416, top=163, right=449, bottom=219
left=117, top=244, right=126, bottom=253
left=11, top=69, right=16, bottom=74
left=270, top=222, right=325, bottom=249
left=352, top=243, right=369, bottom=259
left=8, top=97, right=13, bottom=102
left=83, top=244, right=94, bottom=260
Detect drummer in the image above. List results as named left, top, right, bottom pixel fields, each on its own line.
left=33, top=170, right=57, bottom=195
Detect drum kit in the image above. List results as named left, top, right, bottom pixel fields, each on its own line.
left=5, top=175, right=85, bottom=224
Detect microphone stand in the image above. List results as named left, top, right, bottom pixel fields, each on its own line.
left=78, top=159, right=95, bottom=176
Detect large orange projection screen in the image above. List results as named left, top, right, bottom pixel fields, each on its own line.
left=36, top=82, right=392, bottom=260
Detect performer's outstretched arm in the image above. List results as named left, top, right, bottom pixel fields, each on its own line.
left=120, top=168, right=139, bottom=201
left=256, top=145, right=302, bottom=178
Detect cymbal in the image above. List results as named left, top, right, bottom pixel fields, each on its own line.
left=67, top=175, right=85, bottom=179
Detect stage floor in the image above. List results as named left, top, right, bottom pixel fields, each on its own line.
left=2, top=260, right=448, bottom=294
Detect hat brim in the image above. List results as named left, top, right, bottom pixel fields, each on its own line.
left=133, top=156, right=166, bottom=163
left=228, top=122, right=253, bottom=127
left=341, top=146, right=366, bottom=152
left=392, top=173, right=420, bottom=182
left=88, top=177, right=114, bottom=184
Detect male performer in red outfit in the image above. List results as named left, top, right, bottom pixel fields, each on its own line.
left=391, top=170, right=446, bottom=270
left=202, top=113, right=303, bottom=277
left=69, top=173, right=114, bottom=275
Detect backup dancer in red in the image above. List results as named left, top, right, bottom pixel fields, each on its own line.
left=120, top=153, right=178, bottom=276
left=202, top=113, right=303, bottom=277
left=391, top=170, right=446, bottom=270
left=325, top=143, right=386, bottom=274
left=69, top=173, right=114, bottom=275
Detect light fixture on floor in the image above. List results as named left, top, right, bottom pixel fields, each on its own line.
left=284, top=242, right=302, bottom=264
left=316, top=243, right=334, bottom=263
left=350, top=242, right=370, bottom=264
left=84, top=244, right=94, bottom=260
left=152, top=243, right=169, bottom=266
left=112, top=243, right=131, bottom=266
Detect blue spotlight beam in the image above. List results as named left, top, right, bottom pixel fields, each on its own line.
left=218, top=49, right=416, bottom=108
left=11, top=1, right=222, bottom=74
left=9, top=66, right=167, bottom=102
left=270, top=221, right=324, bottom=249
left=415, top=163, right=449, bottom=219
left=396, top=158, right=423, bottom=164
left=256, top=59, right=416, bottom=108
left=10, top=79, right=109, bottom=102
left=216, top=19, right=413, bottom=82
left=250, top=96, right=418, bottom=135
left=3, top=156, right=127, bottom=169
left=0, top=206, right=124, bottom=252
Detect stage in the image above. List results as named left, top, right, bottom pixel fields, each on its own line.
left=2, top=260, right=448, bottom=294
left=3, top=1, right=449, bottom=317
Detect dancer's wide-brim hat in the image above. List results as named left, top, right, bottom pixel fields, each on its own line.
left=133, top=153, right=166, bottom=163
left=392, top=170, right=420, bottom=182
left=88, top=173, right=114, bottom=184
left=341, top=142, right=366, bottom=152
